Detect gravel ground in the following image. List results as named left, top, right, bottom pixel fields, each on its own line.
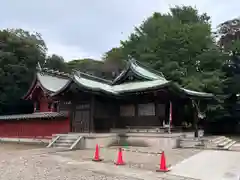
left=0, top=148, right=143, bottom=180
left=0, top=142, right=45, bottom=152
left=57, top=147, right=202, bottom=171
left=0, top=143, right=200, bottom=180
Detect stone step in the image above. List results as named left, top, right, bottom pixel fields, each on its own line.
left=215, top=137, right=229, bottom=145
left=59, top=136, right=80, bottom=140
left=223, top=141, right=236, bottom=150
left=53, top=142, right=72, bottom=147
left=58, top=139, right=77, bottom=143
left=217, top=138, right=232, bottom=147
left=211, top=136, right=224, bottom=143
left=212, top=136, right=227, bottom=144
left=48, top=134, right=84, bottom=149
left=180, top=140, right=204, bottom=148
left=56, top=140, right=74, bottom=145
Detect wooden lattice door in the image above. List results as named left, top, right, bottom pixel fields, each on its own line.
left=72, top=103, right=90, bottom=132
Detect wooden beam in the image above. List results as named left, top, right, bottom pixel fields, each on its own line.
left=90, top=95, right=95, bottom=133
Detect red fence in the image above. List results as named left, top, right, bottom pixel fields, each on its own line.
left=0, top=118, right=70, bottom=139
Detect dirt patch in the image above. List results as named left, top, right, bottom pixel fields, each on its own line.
left=0, top=142, right=45, bottom=152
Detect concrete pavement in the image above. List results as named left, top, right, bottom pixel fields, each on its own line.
left=169, top=150, right=240, bottom=180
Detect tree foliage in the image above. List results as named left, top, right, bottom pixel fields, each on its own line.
left=44, top=54, right=68, bottom=72
left=0, top=29, right=46, bottom=103
left=217, top=18, right=240, bottom=51
left=216, top=18, right=240, bottom=127
left=119, top=6, right=227, bottom=93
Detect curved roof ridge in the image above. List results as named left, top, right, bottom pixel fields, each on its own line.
left=112, top=60, right=131, bottom=84
left=74, top=70, right=113, bottom=85
left=112, top=58, right=167, bottom=85
left=36, top=73, right=71, bottom=93
left=39, top=67, right=71, bottom=79
left=130, top=59, right=166, bottom=79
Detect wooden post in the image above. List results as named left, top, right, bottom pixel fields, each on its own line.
left=90, top=95, right=95, bottom=133
left=70, top=101, right=74, bottom=132
left=192, top=100, right=199, bottom=138
left=168, top=101, right=172, bottom=134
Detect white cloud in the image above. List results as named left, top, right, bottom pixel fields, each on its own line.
left=46, top=42, right=100, bottom=61
left=0, top=0, right=239, bottom=61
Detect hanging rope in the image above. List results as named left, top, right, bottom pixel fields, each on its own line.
left=192, top=100, right=207, bottom=119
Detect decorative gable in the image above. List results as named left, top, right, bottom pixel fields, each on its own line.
left=112, top=59, right=166, bottom=85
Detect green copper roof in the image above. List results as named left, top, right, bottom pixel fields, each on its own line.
left=130, top=60, right=166, bottom=80
left=113, top=60, right=166, bottom=84
left=26, top=60, right=213, bottom=99
left=112, top=79, right=169, bottom=93
left=73, top=75, right=115, bottom=94
left=73, top=73, right=213, bottom=98
left=180, top=88, right=213, bottom=98
left=73, top=74, right=170, bottom=95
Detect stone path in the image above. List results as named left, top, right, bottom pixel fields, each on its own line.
left=0, top=147, right=199, bottom=180
left=169, top=150, right=240, bottom=180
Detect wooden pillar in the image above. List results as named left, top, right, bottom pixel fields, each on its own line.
left=192, top=100, right=199, bottom=138
left=90, top=95, right=95, bottom=133
left=70, top=101, right=75, bottom=132
left=34, top=102, right=37, bottom=112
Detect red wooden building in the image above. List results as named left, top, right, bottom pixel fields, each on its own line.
left=0, top=69, right=71, bottom=139
left=0, top=59, right=213, bottom=139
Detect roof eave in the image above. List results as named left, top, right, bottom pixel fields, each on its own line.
left=116, top=81, right=171, bottom=94
left=50, top=79, right=74, bottom=97
left=22, top=75, right=38, bottom=100
left=179, top=87, right=214, bottom=99
left=72, top=75, right=119, bottom=97
left=35, top=73, right=55, bottom=94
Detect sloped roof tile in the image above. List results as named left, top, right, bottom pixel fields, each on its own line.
left=0, top=112, right=67, bottom=121
left=26, top=60, right=214, bottom=99
left=37, top=73, right=70, bottom=92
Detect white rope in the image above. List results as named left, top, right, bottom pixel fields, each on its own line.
left=192, top=100, right=207, bottom=119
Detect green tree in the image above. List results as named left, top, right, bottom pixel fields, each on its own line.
left=215, top=18, right=240, bottom=132
left=217, top=18, right=240, bottom=51
left=44, top=54, right=68, bottom=72
left=0, top=29, right=47, bottom=104
left=67, top=58, right=104, bottom=76
left=120, top=6, right=226, bottom=94
left=102, top=47, right=126, bottom=78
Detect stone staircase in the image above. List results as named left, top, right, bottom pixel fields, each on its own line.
left=229, top=143, right=240, bottom=151
left=179, top=136, right=237, bottom=150
left=47, top=134, right=84, bottom=150
left=206, top=136, right=236, bottom=150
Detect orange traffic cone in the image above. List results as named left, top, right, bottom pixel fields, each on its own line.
left=156, top=151, right=170, bottom=172
left=92, top=144, right=102, bottom=162
left=115, top=148, right=125, bottom=165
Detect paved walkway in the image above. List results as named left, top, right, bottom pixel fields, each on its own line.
left=169, top=150, right=240, bottom=180
left=0, top=147, right=199, bottom=180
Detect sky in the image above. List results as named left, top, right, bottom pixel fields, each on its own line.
left=0, top=0, right=239, bottom=61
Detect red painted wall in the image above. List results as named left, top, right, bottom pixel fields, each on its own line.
left=39, top=100, right=49, bottom=112
left=39, top=95, right=50, bottom=112
left=0, top=117, right=70, bottom=139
